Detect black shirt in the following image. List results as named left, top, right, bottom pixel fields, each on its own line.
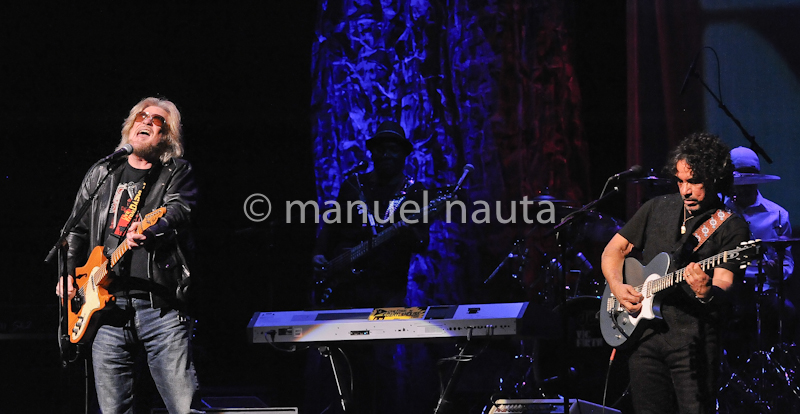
left=314, top=171, right=429, bottom=307
left=105, top=163, right=151, bottom=297
left=618, top=193, right=750, bottom=347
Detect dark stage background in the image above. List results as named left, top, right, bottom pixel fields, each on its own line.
left=1, top=1, right=640, bottom=413
left=10, top=1, right=800, bottom=413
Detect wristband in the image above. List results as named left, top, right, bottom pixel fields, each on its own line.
left=696, top=294, right=714, bottom=304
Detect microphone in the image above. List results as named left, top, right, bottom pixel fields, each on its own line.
left=610, top=165, right=643, bottom=180
left=99, top=144, right=133, bottom=163
left=342, top=161, right=367, bottom=177
left=453, top=164, right=475, bottom=192
left=679, top=50, right=701, bottom=95
left=573, top=251, right=593, bottom=273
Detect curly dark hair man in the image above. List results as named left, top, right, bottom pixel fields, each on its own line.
left=601, top=132, right=750, bottom=413
left=664, top=132, right=735, bottom=198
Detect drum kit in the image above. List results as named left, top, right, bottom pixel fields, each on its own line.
left=732, top=171, right=781, bottom=186
left=718, top=235, right=800, bottom=412
left=482, top=171, right=800, bottom=413
left=716, top=170, right=800, bottom=413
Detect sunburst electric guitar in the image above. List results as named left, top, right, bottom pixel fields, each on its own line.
left=66, top=207, right=166, bottom=344
left=599, top=240, right=761, bottom=348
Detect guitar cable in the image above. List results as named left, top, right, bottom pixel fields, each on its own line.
left=314, top=345, right=355, bottom=414
left=602, top=348, right=616, bottom=414
left=337, top=347, right=355, bottom=396
left=611, top=383, right=631, bottom=409
left=263, top=330, right=302, bottom=353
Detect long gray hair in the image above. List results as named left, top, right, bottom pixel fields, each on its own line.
left=118, top=97, right=184, bottom=163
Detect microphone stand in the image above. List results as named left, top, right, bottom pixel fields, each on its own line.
left=687, top=66, right=773, bottom=164
left=773, top=242, right=788, bottom=344
left=45, top=159, right=125, bottom=367
left=483, top=237, right=529, bottom=285
left=548, top=186, right=620, bottom=414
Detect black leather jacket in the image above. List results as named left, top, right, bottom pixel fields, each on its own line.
left=65, top=156, right=198, bottom=309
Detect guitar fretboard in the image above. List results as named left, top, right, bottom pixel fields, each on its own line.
left=341, top=221, right=406, bottom=269
left=636, top=249, right=737, bottom=297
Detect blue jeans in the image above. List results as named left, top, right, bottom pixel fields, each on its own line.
left=92, top=297, right=198, bottom=414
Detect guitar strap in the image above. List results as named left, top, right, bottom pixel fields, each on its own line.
left=691, top=209, right=732, bottom=252
left=669, top=208, right=731, bottom=267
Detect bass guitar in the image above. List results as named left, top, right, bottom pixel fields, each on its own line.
left=66, top=207, right=166, bottom=344
left=314, top=191, right=455, bottom=305
left=599, top=240, right=761, bottom=348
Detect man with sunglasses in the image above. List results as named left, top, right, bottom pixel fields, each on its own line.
left=57, top=97, right=199, bottom=413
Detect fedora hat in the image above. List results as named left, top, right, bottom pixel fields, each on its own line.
left=366, top=121, right=413, bottom=155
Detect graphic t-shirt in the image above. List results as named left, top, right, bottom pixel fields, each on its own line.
left=105, top=163, right=150, bottom=295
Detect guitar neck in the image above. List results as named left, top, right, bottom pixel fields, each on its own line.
left=109, top=240, right=131, bottom=268
left=325, top=193, right=452, bottom=273
left=371, top=221, right=406, bottom=249
left=93, top=227, right=145, bottom=286
left=673, top=251, right=728, bottom=285
left=330, top=221, right=407, bottom=272
left=81, top=207, right=165, bottom=291
left=641, top=250, right=731, bottom=296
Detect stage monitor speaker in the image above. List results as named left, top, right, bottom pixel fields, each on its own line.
left=488, top=398, right=621, bottom=414
left=152, top=408, right=297, bottom=414
left=201, top=396, right=268, bottom=408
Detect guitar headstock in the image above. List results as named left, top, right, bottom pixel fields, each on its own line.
left=732, top=239, right=762, bottom=269
left=141, top=207, right=167, bottom=232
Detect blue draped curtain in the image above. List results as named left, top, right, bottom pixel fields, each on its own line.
left=310, top=0, right=588, bottom=306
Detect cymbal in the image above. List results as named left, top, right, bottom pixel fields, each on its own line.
left=630, top=175, right=674, bottom=186
left=541, top=207, right=624, bottom=243
left=760, top=236, right=800, bottom=245
left=529, top=194, right=577, bottom=204
left=733, top=172, right=781, bottom=186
